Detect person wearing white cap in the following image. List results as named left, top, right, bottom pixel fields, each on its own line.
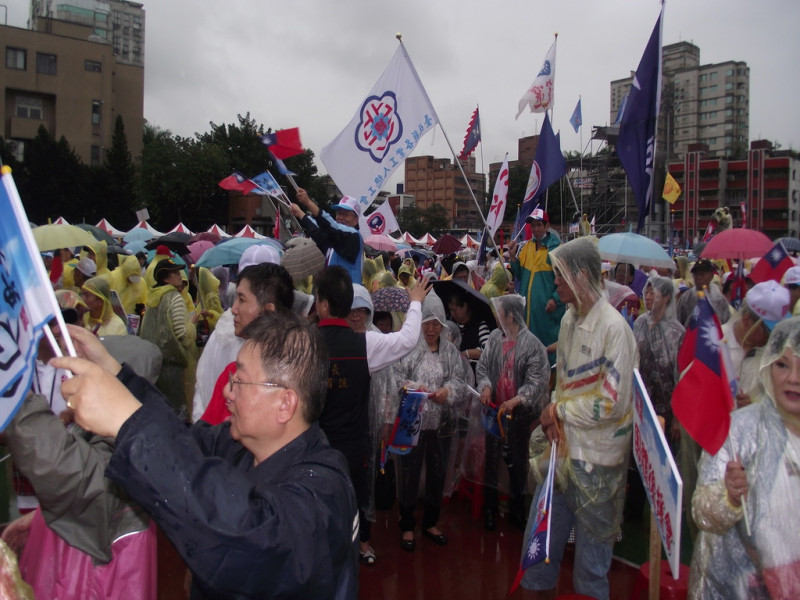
left=72, top=257, right=97, bottom=290
left=782, top=265, right=800, bottom=315
left=290, top=187, right=364, bottom=285
left=507, top=207, right=564, bottom=365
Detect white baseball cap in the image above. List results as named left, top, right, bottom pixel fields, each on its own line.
left=745, top=280, right=790, bottom=330
left=330, top=196, right=362, bottom=216
left=783, top=266, right=800, bottom=286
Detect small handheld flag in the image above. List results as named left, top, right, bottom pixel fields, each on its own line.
left=218, top=172, right=256, bottom=194
left=259, top=127, right=305, bottom=160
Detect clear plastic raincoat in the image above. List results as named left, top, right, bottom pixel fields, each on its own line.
left=531, top=237, right=638, bottom=543
left=690, top=317, right=800, bottom=599
left=633, top=276, right=685, bottom=432
left=471, top=294, right=549, bottom=516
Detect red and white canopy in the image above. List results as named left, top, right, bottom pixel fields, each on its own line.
left=460, top=234, right=480, bottom=249
left=96, top=218, right=126, bottom=238
left=234, top=224, right=267, bottom=239
left=207, top=224, right=232, bottom=238
left=167, top=222, right=195, bottom=235
left=415, top=233, right=437, bottom=246
left=127, top=220, right=164, bottom=237
left=53, top=216, right=69, bottom=225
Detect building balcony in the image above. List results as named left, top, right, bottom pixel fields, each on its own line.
left=9, top=116, right=48, bottom=139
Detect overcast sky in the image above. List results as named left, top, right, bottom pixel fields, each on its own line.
left=8, top=0, right=800, bottom=184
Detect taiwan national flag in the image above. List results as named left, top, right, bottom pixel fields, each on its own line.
left=218, top=172, right=256, bottom=194
left=260, top=127, right=305, bottom=160
left=673, top=293, right=734, bottom=455
left=749, top=241, right=793, bottom=284
left=508, top=476, right=551, bottom=594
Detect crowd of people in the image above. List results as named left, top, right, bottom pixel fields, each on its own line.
left=1, top=190, right=799, bottom=599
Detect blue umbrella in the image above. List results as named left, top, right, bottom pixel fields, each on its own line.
left=123, top=228, right=154, bottom=244
left=196, top=238, right=283, bottom=268
left=597, top=232, right=673, bottom=269
left=124, top=240, right=147, bottom=255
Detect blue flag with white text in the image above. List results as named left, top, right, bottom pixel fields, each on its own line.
left=250, top=171, right=284, bottom=197
left=617, top=7, right=663, bottom=233
left=516, top=113, right=566, bottom=227
left=0, top=168, right=58, bottom=431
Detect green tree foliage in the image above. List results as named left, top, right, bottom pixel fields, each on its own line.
left=424, top=204, right=449, bottom=236
left=397, top=204, right=450, bottom=237
left=102, top=115, right=137, bottom=226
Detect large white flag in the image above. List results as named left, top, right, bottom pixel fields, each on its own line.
left=360, top=200, right=400, bottom=238
left=516, top=37, right=557, bottom=119
left=486, top=155, right=509, bottom=237
left=321, top=43, right=439, bottom=214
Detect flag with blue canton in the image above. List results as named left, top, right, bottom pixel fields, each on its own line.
left=617, top=6, right=663, bottom=233
left=569, top=98, right=582, bottom=133
left=0, top=167, right=60, bottom=431
left=508, top=463, right=552, bottom=594
left=749, top=240, right=793, bottom=284
left=250, top=171, right=283, bottom=197
left=458, top=106, right=481, bottom=160
left=268, top=150, right=296, bottom=177
left=516, top=113, right=566, bottom=229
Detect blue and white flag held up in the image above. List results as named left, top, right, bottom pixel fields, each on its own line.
left=320, top=43, right=440, bottom=214
left=0, top=167, right=62, bottom=430
left=249, top=171, right=284, bottom=198
left=516, top=113, right=567, bottom=227
left=569, top=98, right=582, bottom=133
left=617, top=6, right=663, bottom=233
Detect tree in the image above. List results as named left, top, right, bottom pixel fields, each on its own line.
left=102, top=115, right=137, bottom=226
left=423, top=204, right=449, bottom=236
left=397, top=205, right=425, bottom=237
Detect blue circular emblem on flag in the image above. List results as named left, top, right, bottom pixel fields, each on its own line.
left=354, top=91, right=403, bottom=163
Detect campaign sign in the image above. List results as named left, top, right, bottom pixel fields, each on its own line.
left=387, top=389, right=427, bottom=455
left=632, top=369, right=683, bottom=579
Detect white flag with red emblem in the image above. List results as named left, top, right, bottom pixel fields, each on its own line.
left=321, top=43, right=439, bottom=214
left=486, top=155, right=510, bottom=237
left=516, top=36, right=557, bottom=119
left=359, top=200, right=400, bottom=237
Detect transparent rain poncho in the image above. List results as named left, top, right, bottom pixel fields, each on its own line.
left=462, top=295, right=549, bottom=493
left=392, top=292, right=465, bottom=433
left=81, top=276, right=128, bottom=336
left=350, top=284, right=400, bottom=521
left=530, top=237, right=638, bottom=543
left=633, top=276, right=685, bottom=424
left=690, top=317, right=800, bottom=599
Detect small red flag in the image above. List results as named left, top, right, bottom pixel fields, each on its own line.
left=260, top=127, right=304, bottom=160
left=749, top=241, right=794, bottom=284
left=218, top=172, right=256, bottom=194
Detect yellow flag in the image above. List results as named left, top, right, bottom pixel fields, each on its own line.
left=662, top=172, right=681, bottom=204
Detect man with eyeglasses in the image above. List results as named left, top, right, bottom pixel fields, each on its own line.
left=55, top=312, right=359, bottom=600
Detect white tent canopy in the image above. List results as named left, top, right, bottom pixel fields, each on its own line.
left=234, top=224, right=267, bottom=239
left=167, top=222, right=194, bottom=235
left=96, top=218, right=126, bottom=238
left=207, top=224, right=232, bottom=238
left=127, top=220, right=164, bottom=237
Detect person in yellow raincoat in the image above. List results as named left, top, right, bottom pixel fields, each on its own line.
left=80, top=276, right=128, bottom=336
left=81, top=240, right=111, bottom=277
left=139, top=259, right=197, bottom=418
left=109, top=254, right=147, bottom=316
left=195, top=267, right=223, bottom=333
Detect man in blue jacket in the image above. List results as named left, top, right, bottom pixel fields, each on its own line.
left=291, top=188, right=364, bottom=284
left=57, top=314, right=359, bottom=600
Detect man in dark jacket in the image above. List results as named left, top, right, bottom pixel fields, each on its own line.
left=56, top=314, right=359, bottom=600
left=290, top=188, right=364, bottom=284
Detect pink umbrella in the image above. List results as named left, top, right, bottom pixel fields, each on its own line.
left=365, top=234, right=398, bottom=252
left=188, top=240, right=215, bottom=264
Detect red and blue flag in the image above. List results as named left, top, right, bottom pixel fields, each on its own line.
left=218, top=172, right=256, bottom=194
left=749, top=240, right=793, bottom=284
left=260, top=127, right=304, bottom=160
left=458, top=106, right=481, bottom=160
left=673, top=292, right=734, bottom=455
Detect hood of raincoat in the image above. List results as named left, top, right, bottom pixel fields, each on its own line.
left=549, top=237, right=603, bottom=315
left=421, top=292, right=447, bottom=327
left=491, top=294, right=527, bottom=339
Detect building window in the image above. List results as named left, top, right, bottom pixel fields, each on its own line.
left=6, top=47, right=26, bottom=70
left=90, top=145, right=101, bottom=167
left=15, top=96, right=43, bottom=120
left=84, top=59, right=102, bottom=72
left=91, top=100, right=102, bottom=125
left=726, top=68, right=734, bottom=76
left=36, top=52, right=57, bottom=75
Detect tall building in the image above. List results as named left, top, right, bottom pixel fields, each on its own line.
left=403, top=155, right=486, bottom=232
left=31, top=0, right=145, bottom=67
left=669, top=140, right=800, bottom=244
left=2, top=3, right=144, bottom=166
left=610, top=41, right=749, bottom=161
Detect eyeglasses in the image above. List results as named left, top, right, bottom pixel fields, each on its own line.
left=228, top=371, right=285, bottom=394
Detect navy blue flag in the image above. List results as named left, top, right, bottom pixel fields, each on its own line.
left=569, top=98, right=582, bottom=133
left=617, top=6, right=663, bottom=233
left=458, top=106, right=481, bottom=160
left=516, top=113, right=566, bottom=228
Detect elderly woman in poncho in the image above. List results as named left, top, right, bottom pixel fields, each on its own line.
left=475, top=294, right=549, bottom=531
left=392, top=292, right=466, bottom=551
left=690, top=317, right=800, bottom=599
left=80, top=276, right=128, bottom=337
